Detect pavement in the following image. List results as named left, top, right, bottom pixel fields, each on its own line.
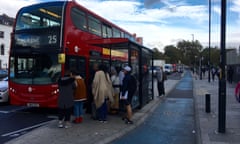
left=5, top=72, right=240, bottom=144
left=194, top=75, right=240, bottom=144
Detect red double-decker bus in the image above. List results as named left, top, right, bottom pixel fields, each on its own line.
left=8, top=1, right=136, bottom=108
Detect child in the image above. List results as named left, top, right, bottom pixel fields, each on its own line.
left=72, top=70, right=87, bottom=123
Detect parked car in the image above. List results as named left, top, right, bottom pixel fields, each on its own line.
left=149, top=66, right=157, bottom=76
left=163, top=64, right=173, bottom=74
left=0, top=77, right=8, bottom=103
left=0, top=69, right=7, bottom=78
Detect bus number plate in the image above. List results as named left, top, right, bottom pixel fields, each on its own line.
left=27, top=103, right=39, bottom=107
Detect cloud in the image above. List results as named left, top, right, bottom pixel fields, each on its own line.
left=144, top=0, right=161, bottom=8
left=0, top=0, right=38, bottom=17
left=212, top=5, right=220, bottom=16
left=231, top=0, right=240, bottom=13
left=230, top=0, right=240, bottom=25
left=0, top=0, right=239, bottom=51
left=78, top=0, right=211, bottom=51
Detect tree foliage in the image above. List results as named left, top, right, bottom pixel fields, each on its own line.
left=164, top=45, right=181, bottom=64
left=201, top=46, right=220, bottom=67
left=152, top=48, right=164, bottom=59
left=152, top=39, right=220, bottom=67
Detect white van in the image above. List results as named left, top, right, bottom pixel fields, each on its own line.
left=163, top=64, right=173, bottom=74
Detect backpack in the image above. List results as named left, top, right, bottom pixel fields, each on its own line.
left=128, top=75, right=137, bottom=93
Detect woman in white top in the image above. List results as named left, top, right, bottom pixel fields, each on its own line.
left=110, top=66, right=120, bottom=113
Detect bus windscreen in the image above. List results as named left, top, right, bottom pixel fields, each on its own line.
left=16, top=5, right=63, bottom=30
left=9, top=54, right=61, bottom=85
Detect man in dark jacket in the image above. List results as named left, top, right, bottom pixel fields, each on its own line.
left=120, top=66, right=135, bottom=124
left=156, top=66, right=165, bottom=96
left=58, top=69, right=76, bottom=128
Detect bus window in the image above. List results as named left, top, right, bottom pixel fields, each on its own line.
left=88, top=15, right=101, bottom=36
left=120, top=31, right=124, bottom=38
left=102, top=24, right=113, bottom=38
left=89, top=59, right=101, bottom=72
left=113, top=28, right=121, bottom=38
left=102, top=24, right=107, bottom=38
left=71, top=7, right=87, bottom=31
left=106, top=26, right=112, bottom=38
left=10, top=54, right=61, bottom=84
left=102, top=59, right=110, bottom=71
left=65, top=56, right=86, bottom=78
left=16, top=5, right=62, bottom=30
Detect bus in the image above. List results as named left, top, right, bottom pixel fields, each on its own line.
left=8, top=1, right=138, bottom=108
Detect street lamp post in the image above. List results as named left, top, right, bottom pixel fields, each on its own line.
left=195, top=56, right=197, bottom=74
left=218, top=0, right=226, bottom=133
left=199, top=57, right=201, bottom=80
left=208, top=0, right=211, bottom=83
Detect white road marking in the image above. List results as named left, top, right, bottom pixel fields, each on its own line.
left=0, top=106, right=29, bottom=114
left=1, top=121, right=50, bottom=137
left=47, top=115, right=58, bottom=119
left=0, top=110, right=10, bottom=114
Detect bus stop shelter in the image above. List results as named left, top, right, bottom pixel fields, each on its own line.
left=87, top=38, right=154, bottom=109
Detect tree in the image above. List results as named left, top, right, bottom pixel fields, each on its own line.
left=152, top=48, right=164, bottom=59
left=176, top=40, right=202, bottom=65
left=201, top=46, right=220, bottom=67
left=164, top=45, right=181, bottom=64
left=150, top=40, right=232, bottom=70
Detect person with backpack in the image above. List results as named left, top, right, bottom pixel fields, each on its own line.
left=120, top=65, right=136, bottom=124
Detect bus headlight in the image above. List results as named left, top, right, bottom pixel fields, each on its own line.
left=10, top=87, right=16, bottom=93
left=52, top=89, right=59, bottom=95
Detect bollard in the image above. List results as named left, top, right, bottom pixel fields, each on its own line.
left=205, top=94, right=211, bottom=113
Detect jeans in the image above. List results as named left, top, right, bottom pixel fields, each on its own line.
left=97, top=99, right=107, bottom=121
left=74, top=101, right=83, bottom=117
left=157, top=81, right=165, bottom=96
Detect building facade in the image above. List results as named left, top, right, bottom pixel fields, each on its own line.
left=226, top=48, right=240, bottom=82
left=0, top=24, right=12, bottom=69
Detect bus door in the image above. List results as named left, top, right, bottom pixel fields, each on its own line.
left=130, top=48, right=140, bottom=109
left=65, top=55, right=86, bottom=79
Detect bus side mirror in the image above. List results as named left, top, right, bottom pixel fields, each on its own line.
left=58, top=53, right=65, bottom=64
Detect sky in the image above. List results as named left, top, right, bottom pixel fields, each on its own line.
left=0, top=0, right=239, bottom=52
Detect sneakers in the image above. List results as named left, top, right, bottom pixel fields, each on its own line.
left=123, top=117, right=133, bottom=124
left=58, top=121, right=71, bottom=128
left=122, top=116, right=127, bottom=121
left=64, top=122, right=71, bottom=129
left=58, top=121, right=63, bottom=128
left=125, top=119, right=133, bottom=124
left=73, top=117, right=83, bottom=123
left=99, top=119, right=107, bottom=123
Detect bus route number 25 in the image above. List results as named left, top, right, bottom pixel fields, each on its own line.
left=48, top=35, right=57, bottom=44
